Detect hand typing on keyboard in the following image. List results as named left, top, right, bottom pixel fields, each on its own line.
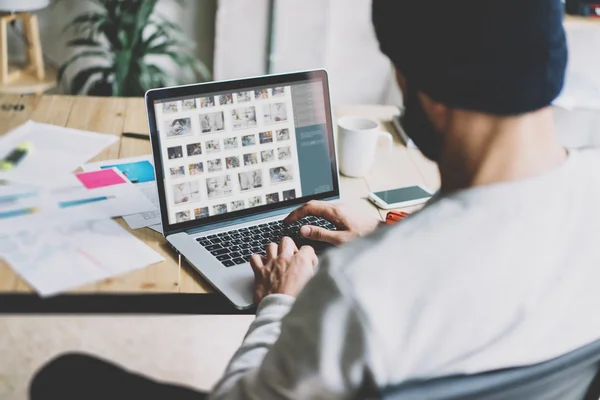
left=250, top=237, right=318, bottom=303
left=283, top=200, right=380, bottom=246
left=195, top=201, right=378, bottom=269
left=196, top=215, right=337, bottom=268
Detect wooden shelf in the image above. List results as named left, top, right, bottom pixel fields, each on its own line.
left=0, top=65, right=56, bottom=94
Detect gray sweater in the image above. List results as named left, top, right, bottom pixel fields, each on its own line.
left=211, top=148, right=600, bottom=399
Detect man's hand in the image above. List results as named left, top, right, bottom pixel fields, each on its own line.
left=283, top=200, right=379, bottom=246
left=251, top=237, right=318, bottom=303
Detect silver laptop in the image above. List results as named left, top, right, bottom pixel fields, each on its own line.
left=145, top=70, right=340, bottom=309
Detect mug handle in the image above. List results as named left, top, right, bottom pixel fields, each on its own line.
left=378, top=131, right=393, bottom=152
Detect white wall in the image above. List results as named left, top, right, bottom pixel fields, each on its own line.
left=213, top=0, right=270, bottom=80
left=214, top=0, right=402, bottom=106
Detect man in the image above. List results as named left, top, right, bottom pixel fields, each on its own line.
left=209, top=0, right=600, bottom=398
left=31, top=0, right=600, bottom=399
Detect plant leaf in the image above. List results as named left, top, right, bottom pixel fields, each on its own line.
left=163, top=51, right=212, bottom=82
left=66, top=38, right=103, bottom=48
left=98, top=20, right=121, bottom=51
left=146, top=40, right=194, bottom=55
left=71, top=66, right=112, bottom=95
left=140, top=62, right=168, bottom=89
left=111, top=0, right=157, bottom=96
left=150, top=17, right=186, bottom=38
left=62, top=12, right=106, bottom=34
left=86, top=77, right=113, bottom=96
left=57, top=50, right=110, bottom=84
left=141, top=25, right=170, bottom=53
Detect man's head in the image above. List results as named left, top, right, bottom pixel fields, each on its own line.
left=372, top=0, right=568, bottom=161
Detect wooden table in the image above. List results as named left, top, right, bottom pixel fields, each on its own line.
left=0, top=94, right=440, bottom=295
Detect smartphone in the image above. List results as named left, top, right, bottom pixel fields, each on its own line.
left=368, top=185, right=433, bottom=209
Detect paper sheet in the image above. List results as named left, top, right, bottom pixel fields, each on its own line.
left=0, top=169, right=156, bottom=234
left=0, top=121, right=118, bottom=186
left=0, top=219, right=164, bottom=297
left=148, top=224, right=163, bottom=234
left=82, top=156, right=162, bottom=229
left=76, top=169, right=126, bottom=189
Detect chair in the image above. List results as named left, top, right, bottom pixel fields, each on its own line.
left=378, top=338, right=600, bottom=400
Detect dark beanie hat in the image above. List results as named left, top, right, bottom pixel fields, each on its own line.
left=372, top=0, right=568, bottom=116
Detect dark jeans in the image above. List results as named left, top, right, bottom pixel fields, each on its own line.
left=30, top=353, right=207, bottom=400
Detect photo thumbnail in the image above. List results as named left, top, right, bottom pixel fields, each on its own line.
left=218, top=94, right=233, bottom=105
left=230, top=200, right=245, bottom=211
left=200, top=96, right=215, bottom=108
left=186, top=142, right=202, bottom=156
left=263, top=103, right=287, bottom=124
left=261, top=149, right=275, bottom=162
left=243, top=153, right=258, bottom=166
left=165, top=118, right=192, bottom=137
left=231, top=107, right=257, bottom=130
left=176, top=210, right=190, bottom=223
left=206, top=174, right=233, bottom=199
left=259, top=131, right=273, bottom=144
left=163, top=101, right=178, bottom=114
left=223, top=137, right=238, bottom=150
left=173, top=181, right=201, bottom=204
left=207, top=158, right=223, bottom=172
left=283, top=189, right=296, bottom=201
left=266, top=193, right=280, bottom=204
left=238, top=169, right=263, bottom=191
left=167, top=146, right=183, bottom=159
left=212, top=204, right=227, bottom=215
left=226, top=156, right=240, bottom=169
left=188, top=162, right=203, bottom=175
left=236, top=91, right=252, bottom=103
left=169, top=166, right=185, bottom=177
left=241, top=134, right=256, bottom=147
left=194, top=207, right=209, bottom=219
left=248, top=195, right=263, bottom=207
left=199, top=111, right=225, bottom=133
left=270, top=165, right=294, bottom=184
left=182, top=99, right=197, bottom=111
left=254, top=89, right=269, bottom=100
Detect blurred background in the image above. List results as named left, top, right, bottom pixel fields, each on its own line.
left=3, top=0, right=600, bottom=147
left=3, top=0, right=401, bottom=105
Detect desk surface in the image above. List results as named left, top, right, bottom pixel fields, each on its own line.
left=0, top=94, right=440, bottom=295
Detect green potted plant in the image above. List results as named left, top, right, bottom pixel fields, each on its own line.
left=58, top=0, right=211, bottom=96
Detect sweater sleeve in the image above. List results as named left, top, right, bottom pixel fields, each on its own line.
left=209, top=266, right=373, bottom=400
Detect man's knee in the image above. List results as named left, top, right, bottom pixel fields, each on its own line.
left=29, top=352, right=101, bottom=400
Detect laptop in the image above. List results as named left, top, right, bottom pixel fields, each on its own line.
left=145, top=70, right=340, bottom=309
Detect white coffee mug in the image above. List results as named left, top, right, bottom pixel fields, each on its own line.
left=337, top=116, right=393, bottom=178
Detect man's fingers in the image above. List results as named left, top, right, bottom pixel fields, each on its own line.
left=298, top=245, right=318, bottom=267
left=250, top=254, right=264, bottom=277
left=278, top=236, right=297, bottom=257
left=300, top=225, right=343, bottom=245
left=250, top=254, right=264, bottom=269
left=283, top=201, right=337, bottom=225
left=266, top=243, right=278, bottom=259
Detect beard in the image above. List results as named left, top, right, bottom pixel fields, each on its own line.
left=402, top=87, right=444, bottom=162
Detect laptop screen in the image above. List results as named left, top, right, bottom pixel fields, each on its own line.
left=148, top=71, right=338, bottom=229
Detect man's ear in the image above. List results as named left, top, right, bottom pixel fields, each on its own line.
left=418, top=92, right=451, bottom=133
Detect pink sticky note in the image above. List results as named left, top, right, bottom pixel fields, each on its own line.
left=76, top=169, right=126, bottom=189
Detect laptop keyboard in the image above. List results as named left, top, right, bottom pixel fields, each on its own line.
left=196, top=217, right=337, bottom=267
